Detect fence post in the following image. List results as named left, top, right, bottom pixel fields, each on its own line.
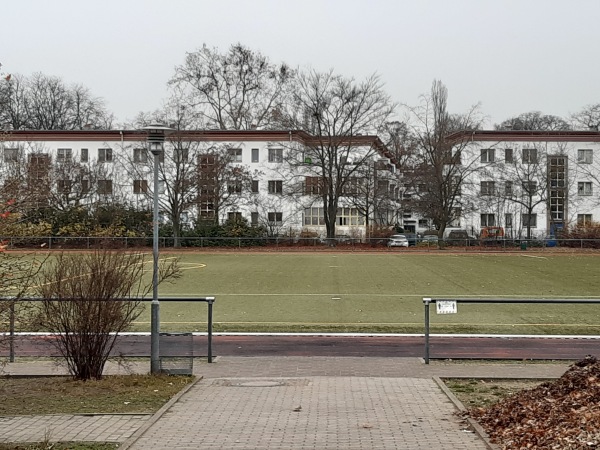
left=423, top=298, right=431, bottom=364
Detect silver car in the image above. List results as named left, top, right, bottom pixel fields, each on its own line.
left=387, top=234, right=409, bottom=247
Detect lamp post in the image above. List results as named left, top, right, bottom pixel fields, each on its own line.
left=142, top=124, right=172, bottom=374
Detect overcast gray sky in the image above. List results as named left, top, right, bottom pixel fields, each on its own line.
left=3, top=0, right=599, bottom=129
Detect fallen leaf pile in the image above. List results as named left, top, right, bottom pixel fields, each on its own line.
left=467, top=355, right=600, bottom=449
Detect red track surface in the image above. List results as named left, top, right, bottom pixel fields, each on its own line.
left=3, top=335, right=600, bottom=360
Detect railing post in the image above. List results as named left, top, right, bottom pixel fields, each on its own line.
left=9, top=301, right=15, bottom=362
left=423, top=298, right=431, bottom=364
left=207, top=297, right=215, bottom=363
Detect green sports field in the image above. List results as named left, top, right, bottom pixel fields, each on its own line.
left=129, top=252, right=600, bottom=335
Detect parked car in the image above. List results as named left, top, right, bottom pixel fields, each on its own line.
left=387, top=234, right=409, bottom=247
left=445, top=230, right=478, bottom=246
left=421, top=235, right=440, bottom=246
left=403, top=232, right=419, bottom=246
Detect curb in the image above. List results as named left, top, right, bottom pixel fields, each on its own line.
left=118, top=375, right=203, bottom=450
left=433, top=376, right=500, bottom=450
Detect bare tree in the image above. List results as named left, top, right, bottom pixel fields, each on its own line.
left=35, top=249, right=180, bottom=380
left=346, top=161, right=399, bottom=228
left=1, top=72, right=113, bottom=130
left=284, top=70, right=394, bottom=241
left=48, top=152, right=97, bottom=212
left=404, top=80, right=483, bottom=239
left=571, top=104, right=600, bottom=131
left=170, top=43, right=295, bottom=130
left=380, top=121, right=419, bottom=169
left=495, top=111, right=571, bottom=131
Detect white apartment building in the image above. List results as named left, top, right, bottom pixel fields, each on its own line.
left=443, top=130, right=600, bottom=238
left=0, top=130, right=401, bottom=239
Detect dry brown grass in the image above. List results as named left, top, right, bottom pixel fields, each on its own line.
left=0, top=374, right=194, bottom=415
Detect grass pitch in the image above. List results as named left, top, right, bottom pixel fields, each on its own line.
left=129, top=252, right=600, bottom=335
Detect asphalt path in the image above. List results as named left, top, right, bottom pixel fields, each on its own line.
left=3, top=334, right=600, bottom=360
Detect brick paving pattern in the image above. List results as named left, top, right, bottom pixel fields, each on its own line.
left=1, top=356, right=570, bottom=449
left=129, top=377, right=488, bottom=450
left=0, top=414, right=149, bottom=443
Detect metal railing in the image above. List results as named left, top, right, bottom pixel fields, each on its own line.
left=422, top=297, right=600, bottom=364
left=1, top=296, right=215, bottom=363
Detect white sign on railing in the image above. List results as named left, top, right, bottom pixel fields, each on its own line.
left=436, top=300, right=457, bottom=314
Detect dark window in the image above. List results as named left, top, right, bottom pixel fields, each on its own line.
left=98, top=148, right=113, bottom=163
left=268, top=180, right=283, bottom=194
left=134, top=180, right=148, bottom=194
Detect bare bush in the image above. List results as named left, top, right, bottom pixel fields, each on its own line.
left=34, top=249, right=180, bottom=380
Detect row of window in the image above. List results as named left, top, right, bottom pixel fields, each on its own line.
left=480, top=180, right=538, bottom=196
left=480, top=148, right=537, bottom=164
left=224, top=207, right=367, bottom=227
left=3, top=148, right=115, bottom=163
left=303, top=207, right=365, bottom=226
left=480, top=148, right=593, bottom=164
left=227, top=211, right=283, bottom=226
left=480, top=213, right=594, bottom=228
left=228, top=147, right=283, bottom=163
left=479, top=180, right=595, bottom=196
left=480, top=213, right=537, bottom=228
left=54, top=179, right=157, bottom=195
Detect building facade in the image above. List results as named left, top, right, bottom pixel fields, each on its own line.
left=0, top=130, right=401, bottom=239
left=440, top=130, right=600, bottom=238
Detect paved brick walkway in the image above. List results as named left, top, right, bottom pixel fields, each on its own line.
left=0, top=414, right=149, bottom=443
left=127, top=376, right=488, bottom=450
left=1, top=357, right=570, bottom=449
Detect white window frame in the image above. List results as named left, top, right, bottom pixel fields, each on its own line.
left=268, top=148, right=283, bottom=163
left=480, top=213, right=496, bottom=227
left=251, top=148, right=259, bottom=163
left=522, top=148, right=538, bottom=164
left=134, top=148, right=148, bottom=164
left=480, top=148, right=495, bottom=163
left=98, top=148, right=113, bottom=163
left=268, top=180, right=283, bottom=194
left=56, top=148, right=72, bottom=163
left=577, top=214, right=593, bottom=226
left=578, top=149, right=593, bottom=164
left=134, top=179, right=148, bottom=194
left=304, top=207, right=325, bottom=226
left=336, top=207, right=365, bottom=226
left=228, top=148, right=242, bottom=163
left=480, top=181, right=495, bottom=196
left=267, top=211, right=283, bottom=225
left=578, top=182, right=593, bottom=196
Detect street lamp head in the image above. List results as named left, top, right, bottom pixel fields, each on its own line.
left=140, top=124, right=174, bottom=155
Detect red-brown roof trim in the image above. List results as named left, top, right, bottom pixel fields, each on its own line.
left=446, top=130, right=600, bottom=144
left=1, top=129, right=396, bottom=165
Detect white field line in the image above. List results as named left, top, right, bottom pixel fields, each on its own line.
left=159, top=293, right=600, bottom=298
